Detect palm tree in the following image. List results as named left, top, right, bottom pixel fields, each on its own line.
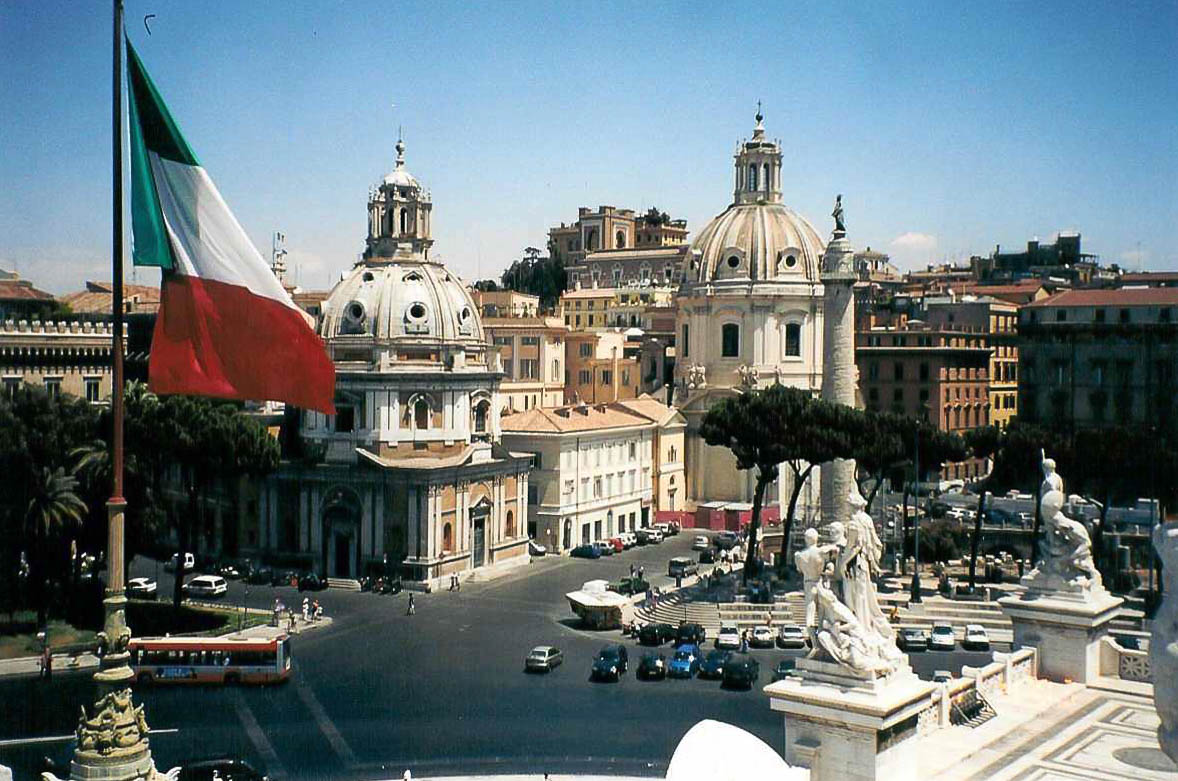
left=26, top=467, right=88, bottom=629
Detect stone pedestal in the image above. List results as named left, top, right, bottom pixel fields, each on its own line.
left=999, top=589, right=1123, bottom=684
left=764, top=658, right=936, bottom=781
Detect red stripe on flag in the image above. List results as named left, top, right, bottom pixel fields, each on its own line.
left=149, top=275, right=335, bottom=414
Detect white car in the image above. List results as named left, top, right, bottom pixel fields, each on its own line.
left=621, top=532, right=638, bottom=548
left=692, top=535, right=710, bottom=551
left=750, top=626, right=775, bottom=649
left=715, top=622, right=742, bottom=650
left=528, top=539, right=547, bottom=556
left=182, top=574, right=228, bottom=598
left=776, top=624, right=807, bottom=649
left=962, top=624, right=990, bottom=651
left=126, top=577, right=157, bottom=600
left=929, top=623, right=956, bottom=651
left=164, top=552, right=195, bottom=573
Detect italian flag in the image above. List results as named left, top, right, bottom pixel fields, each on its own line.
left=126, top=39, right=335, bottom=414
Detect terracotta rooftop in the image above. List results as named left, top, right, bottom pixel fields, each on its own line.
left=1025, top=287, right=1178, bottom=308
left=612, top=394, right=680, bottom=425
left=60, top=281, right=161, bottom=314
left=0, top=279, right=55, bottom=303
left=500, top=403, right=651, bottom=433
left=1117, top=271, right=1178, bottom=285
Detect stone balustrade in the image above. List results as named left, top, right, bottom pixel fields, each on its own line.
left=2, top=318, right=125, bottom=336
left=910, top=646, right=1039, bottom=735
left=1099, top=635, right=1152, bottom=682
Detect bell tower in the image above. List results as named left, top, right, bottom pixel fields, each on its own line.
left=365, top=134, right=434, bottom=261
left=733, top=105, right=783, bottom=205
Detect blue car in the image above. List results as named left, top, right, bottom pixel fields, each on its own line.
left=667, top=643, right=702, bottom=678
left=571, top=544, right=601, bottom=559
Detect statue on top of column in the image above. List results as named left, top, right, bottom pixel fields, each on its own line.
left=831, top=194, right=846, bottom=236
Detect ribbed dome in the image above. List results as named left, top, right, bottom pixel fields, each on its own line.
left=690, top=202, right=826, bottom=284
left=319, top=260, right=484, bottom=345
left=382, top=138, right=420, bottom=189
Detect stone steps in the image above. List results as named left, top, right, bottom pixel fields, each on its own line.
left=326, top=577, right=362, bottom=591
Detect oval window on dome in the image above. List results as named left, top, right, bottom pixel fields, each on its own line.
left=409, top=303, right=427, bottom=320
left=727, top=256, right=741, bottom=269
left=362, top=271, right=375, bottom=282
left=349, top=303, right=364, bottom=320
left=785, top=255, right=798, bottom=268
left=403, top=272, right=423, bottom=282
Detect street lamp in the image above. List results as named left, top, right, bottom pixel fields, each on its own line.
left=910, top=406, right=928, bottom=604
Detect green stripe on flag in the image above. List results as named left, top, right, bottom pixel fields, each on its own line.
left=126, top=38, right=199, bottom=166
left=127, top=60, right=175, bottom=270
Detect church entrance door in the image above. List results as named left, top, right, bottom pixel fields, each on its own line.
left=334, top=532, right=352, bottom=578
left=470, top=499, right=491, bottom=568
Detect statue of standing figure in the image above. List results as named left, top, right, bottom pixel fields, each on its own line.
left=832, top=194, right=846, bottom=235
left=838, top=486, right=894, bottom=641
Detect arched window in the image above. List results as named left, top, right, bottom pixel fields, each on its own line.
left=506, top=510, right=515, bottom=538
left=721, top=323, right=740, bottom=358
left=762, top=163, right=770, bottom=191
left=615, top=230, right=625, bottom=249
left=414, top=398, right=430, bottom=430
left=442, top=522, right=453, bottom=552
left=785, top=323, right=801, bottom=357
left=748, top=164, right=758, bottom=191
left=473, top=399, right=489, bottom=433
left=399, top=208, right=408, bottom=234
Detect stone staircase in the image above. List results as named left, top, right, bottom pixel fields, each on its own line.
left=327, top=577, right=362, bottom=592
left=634, top=591, right=721, bottom=633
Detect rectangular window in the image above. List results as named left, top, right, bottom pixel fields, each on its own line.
left=1094, top=309, right=1105, bottom=323
left=1056, top=310, right=1067, bottom=322
left=893, top=362, right=904, bottom=381
left=868, top=362, right=879, bottom=381
left=868, top=387, right=879, bottom=402
left=919, top=362, right=929, bottom=382
left=563, top=480, right=574, bottom=495
left=784, top=323, right=801, bottom=357
left=579, top=343, right=592, bottom=357
left=575, top=315, right=581, bottom=327
left=588, top=315, right=595, bottom=326
left=1120, top=308, right=1131, bottom=324
left=503, top=358, right=514, bottom=378
left=335, top=405, right=355, bottom=433
left=578, top=370, right=591, bottom=384
left=530, top=453, right=542, bottom=469
left=43, top=378, right=61, bottom=400
left=629, top=442, right=637, bottom=459
left=893, top=388, right=903, bottom=404
left=593, top=478, right=602, bottom=498
left=521, top=336, right=540, bottom=346
left=3, top=377, right=19, bottom=400
left=721, top=323, right=740, bottom=357
left=493, top=336, right=512, bottom=346
left=84, top=378, right=101, bottom=403
left=622, top=369, right=630, bottom=386
left=681, top=324, right=689, bottom=356
left=601, top=369, right=612, bottom=386
left=1162, top=308, right=1173, bottom=323
left=520, top=359, right=538, bottom=379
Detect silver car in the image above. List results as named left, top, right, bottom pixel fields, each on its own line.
left=525, top=645, right=563, bottom=672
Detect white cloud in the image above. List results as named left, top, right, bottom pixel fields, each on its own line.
left=890, top=232, right=938, bottom=252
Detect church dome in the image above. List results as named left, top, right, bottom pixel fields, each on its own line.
left=319, top=260, right=484, bottom=346
left=690, top=202, right=825, bottom=284
left=382, top=138, right=420, bottom=189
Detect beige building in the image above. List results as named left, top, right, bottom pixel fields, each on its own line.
left=614, top=395, right=687, bottom=514
left=263, top=139, right=531, bottom=587
left=549, top=205, right=688, bottom=272
left=925, top=296, right=1019, bottom=429
left=483, top=314, right=568, bottom=412
left=565, top=330, right=640, bottom=404
left=472, top=289, right=541, bottom=318
left=558, top=287, right=674, bottom=330
left=1, top=319, right=122, bottom=404
left=500, top=397, right=683, bottom=551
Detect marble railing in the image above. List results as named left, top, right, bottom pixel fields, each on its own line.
left=2, top=319, right=124, bottom=335
left=1100, top=635, right=1151, bottom=682
left=913, top=646, right=1039, bottom=735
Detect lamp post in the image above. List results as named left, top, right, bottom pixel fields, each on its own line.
left=910, top=407, right=927, bottom=604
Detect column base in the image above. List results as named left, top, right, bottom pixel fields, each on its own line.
left=998, top=589, right=1123, bottom=684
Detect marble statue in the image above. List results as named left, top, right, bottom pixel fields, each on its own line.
left=838, top=485, right=894, bottom=640
left=686, top=362, right=707, bottom=390
left=1027, top=454, right=1103, bottom=593
left=812, top=579, right=902, bottom=677
left=737, top=363, right=759, bottom=389
left=1151, top=522, right=1178, bottom=763
left=831, top=194, right=845, bottom=235
left=795, top=528, right=839, bottom=641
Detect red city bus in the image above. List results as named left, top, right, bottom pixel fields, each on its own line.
left=129, top=635, right=292, bottom=685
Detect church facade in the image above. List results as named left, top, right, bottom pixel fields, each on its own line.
left=259, top=139, right=532, bottom=586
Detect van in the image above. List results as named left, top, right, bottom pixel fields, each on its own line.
left=668, top=556, right=698, bottom=578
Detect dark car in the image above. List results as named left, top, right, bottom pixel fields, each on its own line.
left=772, top=658, right=798, bottom=682
left=675, top=622, right=707, bottom=646
left=897, top=628, right=929, bottom=652
left=297, top=571, right=327, bottom=591
left=178, top=757, right=267, bottom=781
left=245, top=565, right=274, bottom=585
left=636, top=651, right=667, bottom=680
left=590, top=644, right=629, bottom=681
left=698, top=649, right=732, bottom=680
left=608, top=577, right=648, bottom=596
left=218, top=560, right=250, bottom=580
left=722, top=654, right=760, bottom=689
left=698, top=548, right=716, bottom=564
left=639, top=622, right=676, bottom=646
left=571, top=544, right=601, bottom=559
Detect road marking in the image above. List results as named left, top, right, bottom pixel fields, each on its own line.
left=0, top=729, right=178, bottom=748
left=295, top=678, right=358, bottom=767
left=229, top=688, right=288, bottom=781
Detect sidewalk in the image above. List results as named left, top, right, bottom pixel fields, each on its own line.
left=0, top=614, right=333, bottom=679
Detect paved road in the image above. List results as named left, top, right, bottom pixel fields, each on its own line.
left=0, top=533, right=1003, bottom=780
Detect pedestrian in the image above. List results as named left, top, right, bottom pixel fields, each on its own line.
left=302, top=597, right=310, bottom=622
left=403, top=771, right=411, bottom=781
left=40, top=645, right=51, bottom=681
left=287, top=609, right=296, bottom=633
left=629, top=563, right=635, bottom=578
left=455, top=574, right=460, bottom=592
left=638, top=565, right=645, bottom=581
left=407, top=594, right=415, bottom=616
left=314, top=601, right=323, bottom=621
left=675, top=573, right=682, bottom=590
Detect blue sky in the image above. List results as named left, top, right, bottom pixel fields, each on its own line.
left=2, top=1, right=1175, bottom=294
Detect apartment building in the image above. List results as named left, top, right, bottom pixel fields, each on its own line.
left=483, top=314, right=568, bottom=412
left=564, top=330, right=640, bottom=404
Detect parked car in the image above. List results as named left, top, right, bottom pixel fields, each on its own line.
left=698, top=649, right=732, bottom=679
left=528, top=539, right=547, bottom=556
left=715, top=621, right=742, bottom=650
left=675, top=622, right=707, bottom=646
left=772, top=658, right=798, bottom=682
left=592, top=541, right=615, bottom=557
left=606, top=537, right=625, bottom=553
left=126, top=577, right=157, bottom=600
left=667, top=643, right=702, bottom=678
left=217, top=560, right=250, bottom=580
left=620, top=532, right=638, bottom=548
left=272, top=569, right=300, bottom=587
left=608, top=577, right=648, bottom=596
left=297, top=571, right=327, bottom=591
left=668, top=556, right=698, bottom=578
left=963, top=624, right=991, bottom=651
left=525, top=645, right=563, bottom=672
left=590, top=644, right=629, bottom=681
left=665, top=521, right=680, bottom=536
left=692, top=535, right=710, bottom=551
left=638, top=528, right=663, bottom=544
left=776, top=624, right=807, bottom=649
left=182, top=575, right=228, bottom=599
left=897, top=628, right=930, bottom=652
left=929, top=623, right=956, bottom=651
left=571, top=544, right=601, bottom=559
left=698, top=548, right=716, bottom=564
left=245, top=565, right=274, bottom=585
left=639, top=622, right=677, bottom=646
left=177, top=757, right=266, bottom=781
left=714, top=531, right=739, bottom=550
left=164, top=552, right=195, bottom=573
left=722, top=654, right=760, bottom=689
left=750, top=625, right=775, bottom=649
left=637, top=651, right=668, bottom=680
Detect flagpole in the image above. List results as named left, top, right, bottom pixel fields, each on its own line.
left=62, top=2, right=158, bottom=778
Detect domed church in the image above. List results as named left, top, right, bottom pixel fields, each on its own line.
left=674, top=112, right=828, bottom=511
left=261, top=139, right=532, bottom=587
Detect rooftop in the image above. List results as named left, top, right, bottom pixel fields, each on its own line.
left=1025, top=287, right=1178, bottom=308
left=501, top=403, right=652, bottom=433
left=0, top=278, right=55, bottom=303
left=59, top=281, right=161, bottom=314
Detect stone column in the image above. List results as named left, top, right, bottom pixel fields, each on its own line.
left=819, top=234, right=857, bottom=526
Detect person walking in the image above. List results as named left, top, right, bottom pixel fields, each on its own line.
left=287, top=608, right=296, bottom=633
left=302, top=597, right=310, bottom=622
left=629, top=563, right=635, bottom=578
left=40, top=645, right=52, bottom=681
left=407, top=594, right=415, bottom=616
left=314, top=601, right=323, bottom=621
left=638, top=565, right=645, bottom=582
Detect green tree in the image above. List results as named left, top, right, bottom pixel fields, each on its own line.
left=500, top=250, right=567, bottom=308
left=900, top=421, right=967, bottom=566
left=26, top=467, right=88, bottom=629
left=964, top=425, right=1002, bottom=591
left=852, top=410, right=910, bottom=513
